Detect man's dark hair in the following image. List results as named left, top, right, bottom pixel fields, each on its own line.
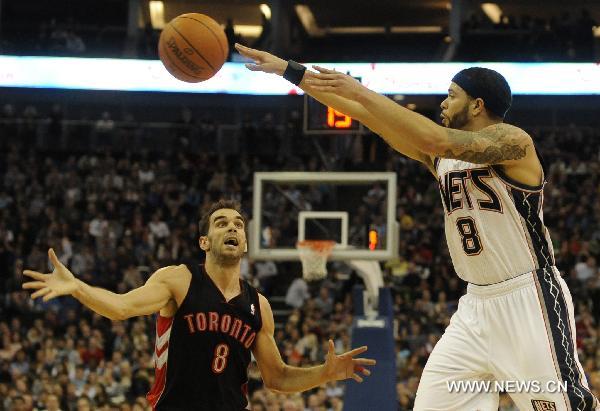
left=199, top=199, right=245, bottom=236
left=451, top=67, right=512, bottom=119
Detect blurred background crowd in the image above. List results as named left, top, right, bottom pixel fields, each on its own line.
left=1, top=0, right=600, bottom=410
left=0, top=102, right=599, bottom=410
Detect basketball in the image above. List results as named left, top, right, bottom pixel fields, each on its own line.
left=158, top=13, right=228, bottom=83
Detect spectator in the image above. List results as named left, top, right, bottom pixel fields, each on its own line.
left=314, top=287, right=333, bottom=315
left=76, top=395, right=92, bottom=411
left=42, top=393, right=62, bottom=411
left=575, top=255, right=598, bottom=283
left=285, top=277, right=310, bottom=308
left=255, top=259, right=278, bottom=294
left=147, top=212, right=170, bottom=239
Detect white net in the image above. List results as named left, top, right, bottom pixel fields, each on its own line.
left=296, top=240, right=335, bottom=281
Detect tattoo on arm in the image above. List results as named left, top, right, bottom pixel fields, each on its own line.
left=441, top=124, right=529, bottom=164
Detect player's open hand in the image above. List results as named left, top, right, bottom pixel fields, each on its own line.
left=22, top=248, right=79, bottom=302
left=322, top=340, right=376, bottom=383
left=304, top=65, right=366, bottom=101
left=234, top=43, right=287, bottom=76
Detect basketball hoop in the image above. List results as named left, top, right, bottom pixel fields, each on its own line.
left=296, top=240, right=335, bottom=281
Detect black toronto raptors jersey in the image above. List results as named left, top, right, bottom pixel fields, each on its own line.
left=147, top=264, right=262, bottom=410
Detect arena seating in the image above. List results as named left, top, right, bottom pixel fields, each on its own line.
left=0, top=106, right=598, bottom=410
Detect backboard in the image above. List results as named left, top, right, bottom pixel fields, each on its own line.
left=249, top=172, right=398, bottom=261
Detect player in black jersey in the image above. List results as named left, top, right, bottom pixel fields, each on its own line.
left=22, top=199, right=375, bottom=410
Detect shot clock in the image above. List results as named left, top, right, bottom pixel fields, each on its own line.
left=302, top=77, right=364, bottom=135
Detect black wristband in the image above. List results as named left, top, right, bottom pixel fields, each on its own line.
left=283, top=60, right=306, bottom=86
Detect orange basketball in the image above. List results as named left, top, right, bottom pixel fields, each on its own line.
left=158, top=13, right=228, bottom=83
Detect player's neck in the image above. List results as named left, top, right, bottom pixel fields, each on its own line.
left=463, top=117, right=502, bottom=132
left=204, top=256, right=241, bottom=295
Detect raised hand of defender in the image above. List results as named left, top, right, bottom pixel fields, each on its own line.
left=304, top=65, right=365, bottom=100
left=234, top=43, right=288, bottom=76
left=322, top=340, right=376, bottom=383
left=22, top=248, right=78, bottom=302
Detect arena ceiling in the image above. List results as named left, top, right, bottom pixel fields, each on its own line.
left=159, top=0, right=600, bottom=37
left=4, top=1, right=598, bottom=39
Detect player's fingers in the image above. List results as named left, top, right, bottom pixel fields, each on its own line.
left=309, top=72, right=339, bottom=80
left=354, top=358, right=377, bottom=366
left=22, top=281, right=47, bottom=290
left=327, top=339, right=335, bottom=355
left=245, top=63, right=264, bottom=71
left=236, top=44, right=267, bottom=62
left=22, top=270, right=47, bottom=280
left=324, top=79, right=342, bottom=87
left=305, top=78, right=338, bottom=87
left=312, top=65, right=338, bottom=74
left=304, top=80, right=335, bottom=91
left=235, top=43, right=256, bottom=54
left=309, top=86, right=338, bottom=92
left=42, top=291, right=59, bottom=302
left=355, top=366, right=371, bottom=376
left=49, top=248, right=62, bottom=267
left=31, top=288, right=51, bottom=299
left=351, top=373, right=364, bottom=383
left=342, top=345, right=368, bottom=357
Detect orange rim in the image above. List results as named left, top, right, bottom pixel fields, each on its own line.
left=296, top=240, right=335, bottom=253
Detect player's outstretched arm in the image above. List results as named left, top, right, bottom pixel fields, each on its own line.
left=303, top=66, right=535, bottom=166
left=22, top=248, right=175, bottom=321
left=252, top=294, right=375, bottom=393
left=234, top=43, right=433, bottom=169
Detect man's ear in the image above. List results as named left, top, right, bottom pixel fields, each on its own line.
left=472, top=97, right=485, bottom=116
left=199, top=236, right=210, bottom=251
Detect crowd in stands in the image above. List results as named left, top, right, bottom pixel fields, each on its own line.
left=460, top=8, right=597, bottom=61
left=0, top=103, right=599, bottom=411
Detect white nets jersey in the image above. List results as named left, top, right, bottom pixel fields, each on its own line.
left=434, top=154, right=555, bottom=284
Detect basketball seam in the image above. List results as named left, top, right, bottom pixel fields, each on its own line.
left=170, top=23, right=216, bottom=72
left=160, top=39, right=203, bottom=81
left=177, top=16, right=227, bottom=64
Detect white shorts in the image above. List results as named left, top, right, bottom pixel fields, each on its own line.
left=414, top=267, right=599, bottom=411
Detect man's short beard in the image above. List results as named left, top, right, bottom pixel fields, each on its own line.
left=212, top=248, right=243, bottom=265
left=448, top=103, right=470, bottom=129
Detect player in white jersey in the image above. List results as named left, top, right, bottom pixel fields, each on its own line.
left=236, top=43, right=599, bottom=411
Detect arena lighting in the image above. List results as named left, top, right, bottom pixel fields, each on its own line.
left=294, top=5, right=324, bottom=37
left=481, top=3, right=502, bottom=24
left=328, top=27, right=386, bottom=35
left=259, top=4, right=272, bottom=20
left=390, top=26, right=443, bottom=34
left=294, top=5, right=442, bottom=36
left=327, top=26, right=443, bottom=35
left=1, top=56, right=600, bottom=95
left=148, top=1, right=165, bottom=29
left=232, top=25, right=262, bottom=37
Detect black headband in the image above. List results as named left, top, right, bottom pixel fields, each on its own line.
left=451, top=68, right=512, bottom=118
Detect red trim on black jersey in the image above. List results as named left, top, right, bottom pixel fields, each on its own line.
left=147, top=315, right=174, bottom=409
